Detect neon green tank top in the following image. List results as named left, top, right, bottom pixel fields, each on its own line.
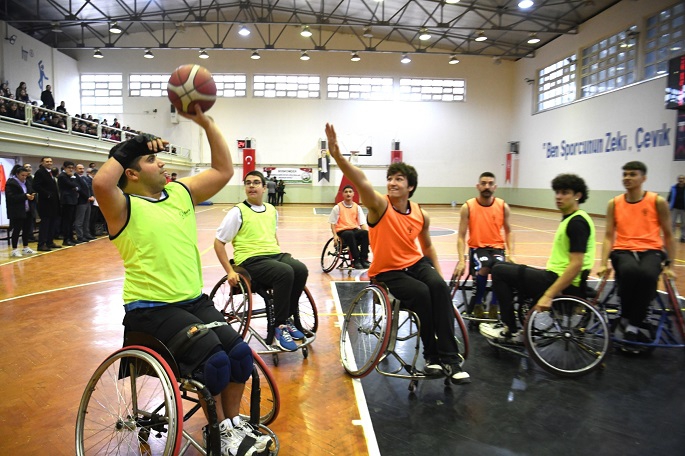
left=546, top=210, right=595, bottom=286
left=112, top=183, right=203, bottom=304
left=233, top=202, right=281, bottom=265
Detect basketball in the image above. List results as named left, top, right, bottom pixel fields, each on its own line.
left=167, top=64, right=217, bottom=114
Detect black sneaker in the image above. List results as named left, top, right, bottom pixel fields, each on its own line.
left=353, top=261, right=364, bottom=269
left=443, top=362, right=471, bottom=385
left=422, top=358, right=443, bottom=376
left=621, top=331, right=641, bottom=354
left=47, top=243, right=62, bottom=249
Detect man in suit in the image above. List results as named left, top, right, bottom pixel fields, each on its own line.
left=57, top=161, right=80, bottom=246
left=31, top=156, right=62, bottom=251
left=74, top=163, right=95, bottom=242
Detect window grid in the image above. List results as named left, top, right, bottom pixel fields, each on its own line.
left=644, top=2, right=685, bottom=79
left=536, top=56, right=577, bottom=112
left=580, top=27, right=637, bottom=99
left=253, top=75, right=320, bottom=98
left=80, top=74, right=123, bottom=115
left=398, top=78, right=466, bottom=102
left=130, top=74, right=247, bottom=98
left=327, top=76, right=394, bottom=100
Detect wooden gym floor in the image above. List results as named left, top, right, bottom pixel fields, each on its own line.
left=0, top=203, right=683, bottom=455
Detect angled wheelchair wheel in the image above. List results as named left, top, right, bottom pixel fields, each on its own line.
left=524, top=296, right=610, bottom=378
left=240, top=351, right=280, bottom=426
left=452, top=305, right=470, bottom=360
left=297, top=286, right=319, bottom=335
left=321, top=238, right=341, bottom=273
left=210, top=274, right=252, bottom=339
left=663, top=275, right=685, bottom=341
left=340, top=284, right=392, bottom=378
left=76, top=346, right=182, bottom=456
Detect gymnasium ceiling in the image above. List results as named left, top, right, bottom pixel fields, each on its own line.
left=0, top=0, right=624, bottom=60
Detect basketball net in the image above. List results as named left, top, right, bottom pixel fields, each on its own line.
left=349, top=150, right=359, bottom=165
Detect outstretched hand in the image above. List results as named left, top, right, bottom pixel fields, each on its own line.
left=178, top=104, right=213, bottom=129
left=325, top=123, right=341, bottom=157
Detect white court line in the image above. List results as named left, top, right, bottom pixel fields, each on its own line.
left=331, top=281, right=381, bottom=456
left=0, top=277, right=123, bottom=304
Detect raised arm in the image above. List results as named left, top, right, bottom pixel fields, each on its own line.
left=178, top=106, right=233, bottom=205
left=325, top=123, right=386, bottom=222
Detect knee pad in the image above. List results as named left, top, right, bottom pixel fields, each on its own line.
left=228, top=341, right=254, bottom=383
left=201, top=350, right=231, bottom=395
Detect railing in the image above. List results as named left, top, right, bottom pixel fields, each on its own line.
left=0, top=96, right=191, bottom=161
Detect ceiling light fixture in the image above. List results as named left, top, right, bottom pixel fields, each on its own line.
left=300, top=25, right=313, bottom=37
left=363, top=26, right=374, bottom=38
left=251, top=50, right=261, bottom=60
left=419, top=28, right=431, bottom=41
left=518, top=0, right=534, bottom=9
left=199, top=49, right=209, bottom=59
left=527, top=33, right=541, bottom=44
left=400, top=54, right=411, bottom=64
left=449, top=55, right=460, bottom=64
left=51, top=23, right=63, bottom=33
left=351, top=52, right=361, bottom=62
left=109, top=22, right=123, bottom=34
left=300, top=51, right=310, bottom=61
left=93, top=49, right=104, bottom=59
left=144, top=49, right=154, bottom=59
left=175, top=22, right=186, bottom=33
left=474, top=31, right=487, bottom=42
left=445, top=0, right=460, bottom=4
left=238, top=25, right=251, bottom=36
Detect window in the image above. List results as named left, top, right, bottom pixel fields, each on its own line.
left=327, top=76, right=394, bottom=100
left=129, top=74, right=167, bottom=97
left=398, top=78, right=466, bottom=102
left=253, top=75, right=320, bottom=98
left=644, top=2, right=685, bottom=79
left=130, top=73, right=246, bottom=98
left=80, top=74, right=123, bottom=115
left=580, top=27, right=637, bottom=98
left=536, top=55, right=577, bottom=112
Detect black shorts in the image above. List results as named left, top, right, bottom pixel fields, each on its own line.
left=470, top=248, right=506, bottom=272
left=122, top=294, right=241, bottom=376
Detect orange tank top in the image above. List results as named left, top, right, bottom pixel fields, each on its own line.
left=368, top=196, right=424, bottom=277
left=466, top=197, right=505, bottom=249
left=613, top=191, right=663, bottom=251
left=335, top=201, right=360, bottom=232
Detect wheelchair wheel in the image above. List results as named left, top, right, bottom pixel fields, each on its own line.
left=240, top=351, right=280, bottom=426
left=452, top=304, right=470, bottom=360
left=321, top=238, right=341, bottom=273
left=76, top=346, right=182, bottom=456
left=209, top=274, right=252, bottom=339
left=663, top=276, right=685, bottom=341
left=340, top=284, right=392, bottom=378
left=297, top=286, right=319, bottom=335
left=524, top=296, right=610, bottom=378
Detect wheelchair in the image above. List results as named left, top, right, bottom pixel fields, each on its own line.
left=593, top=272, right=685, bottom=354
left=75, top=328, right=280, bottom=456
left=210, top=267, right=318, bottom=367
left=339, top=281, right=469, bottom=393
left=477, top=270, right=612, bottom=378
left=320, top=237, right=355, bottom=274
left=448, top=250, right=502, bottom=326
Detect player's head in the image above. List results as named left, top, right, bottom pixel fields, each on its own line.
left=342, top=185, right=355, bottom=201
left=622, top=161, right=647, bottom=175
left=551, top=173, right=589, bottom=204
left=477, top=172, right=496, bottom=198
left=244, top=170, right=266, bottom=187
left=387, top=162, right=418, bottom=198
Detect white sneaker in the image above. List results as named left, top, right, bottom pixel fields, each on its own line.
left=22, top=247, right=35, bottom=254
left=219, top=418, right=263, bottom=456
left=480, top=322, right=524, bottom=345
left=10, top=249, right=22, bottom=257
left=232, top=416, right=273, bottom=453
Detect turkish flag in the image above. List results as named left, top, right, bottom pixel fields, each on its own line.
left=0, top=164, right=6, bottom=191
left=242, top=148, right=255, bottom=179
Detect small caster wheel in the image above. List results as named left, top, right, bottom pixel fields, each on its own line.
left=139, top=428, right=150, bottom=442
left=272, top=354, right=279, bottom=366
left=408, top=380, right=418, bottom=393
left=302, top=346, right=308, bottom=359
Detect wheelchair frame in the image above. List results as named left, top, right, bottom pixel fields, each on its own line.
left=448, top=253, right=500, bottom=325
left=321, top=237, right=355, bottom=274
left=75, top=331, right=280, bottom=456
left=210, top=268, right=318, bottom=367
left=339, top=282, right=469, bottom=393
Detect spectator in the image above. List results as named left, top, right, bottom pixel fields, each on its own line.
left=667, top=175, right=685, bottom=243
left=32, top=157, right=62, bottom=251
left=277, top=179, right=286, bottom=206
left=23, top=163, right=38, bottom=242
left=57, top=161, right=80, bottom=246
left=55, top=101, right=68, bottom=114
left=15, top=82, right=28, bottom=100
left=41, top=84, right=55, bottom=110
left=5, top=165, right=36, bottom=257
left=171, top=172, right=178, bottom=181
left=266, top=177, right=277, bottom=205
left=0, top=82, right=11, bottom=98
left=74, top=164, right=95, bottom=242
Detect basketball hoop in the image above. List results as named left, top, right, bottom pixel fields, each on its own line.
left=349, top=150, right=359, bottom=165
